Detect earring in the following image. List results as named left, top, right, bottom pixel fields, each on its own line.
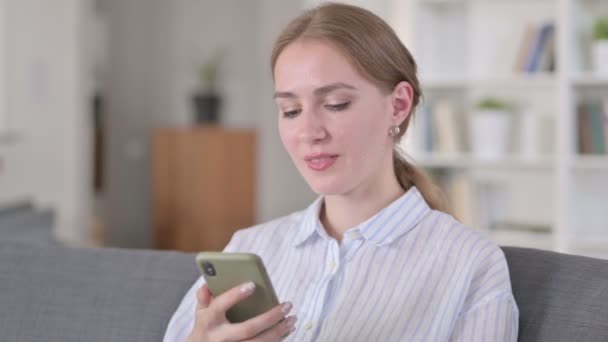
left=388, top=125, right=401, bottom=137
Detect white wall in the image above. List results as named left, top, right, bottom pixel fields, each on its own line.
left=0, top=0, right=343, bottom=247
left=0, top=0, right=411, bottom=247
left=256, top=0, right=316, bottom=222
left=99, top=0, right=299, bottom=247
left=172, top=0, right=315, bottom=222
left=0, top=0, right=93, bottom=245
left=0, top=0, right=6, bottom=131
left=170, top=0, right=259, bottom=128
left=97, top=0, right=319, bottom=247
left=99, top=0, right=175, bottom=247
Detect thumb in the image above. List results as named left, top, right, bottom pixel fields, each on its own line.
left=196, top=284, right=213, bottom=310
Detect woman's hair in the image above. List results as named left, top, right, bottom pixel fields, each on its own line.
left=270, top=2, right=449, bottom=212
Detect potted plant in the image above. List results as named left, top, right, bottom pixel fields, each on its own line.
left=592, top=17, right=608, bottom=75
left=192, top=52, right=223, bottom=124
left=470, top=97, right=512, bottom=160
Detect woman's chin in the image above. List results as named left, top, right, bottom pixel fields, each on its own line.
left=307, top=179, right=348, bottom=196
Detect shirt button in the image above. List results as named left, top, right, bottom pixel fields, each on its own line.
left=304, top=322, right=314, bottom=331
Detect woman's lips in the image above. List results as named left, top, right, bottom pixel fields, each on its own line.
left=304, top=153, right=339, bottom=171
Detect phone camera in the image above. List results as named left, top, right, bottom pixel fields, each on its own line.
left=202, top=262, right=216, bottom=276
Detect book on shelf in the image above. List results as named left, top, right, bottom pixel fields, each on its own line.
left=421, top=104, right=435, bottom=153
left=513, top=22, right=556, bottom=74
left=427, top=170, right=473, bottom=226
left=577, top=99, right=608, bottom=155
left=432, top=101, right=460, bottom=154
left=419, top=100, right=466, bottom=155
left=447, top=173, right=473, bottom=226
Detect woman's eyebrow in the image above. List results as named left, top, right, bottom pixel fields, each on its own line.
left=273, top=82, right=358, bottom=99
left=313, top=82, right=357, bottom=97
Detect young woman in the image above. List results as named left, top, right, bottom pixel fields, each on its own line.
left=164, top=3, right=519, bottom=341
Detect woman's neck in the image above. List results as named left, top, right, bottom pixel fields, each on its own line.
left=321, top=174, right=405, bottom=243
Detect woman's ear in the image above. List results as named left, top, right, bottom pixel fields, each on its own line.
left=391, top=81, right=414, bottom=126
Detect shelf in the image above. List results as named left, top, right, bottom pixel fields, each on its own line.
left=569, top=238, right=608, bottom=260
left=419, top=0, right=555, bottom=5
left=470, top=74, right=557, bottom=88
left=485, top=229, right=555, bottom=251
left=421, top=74, right=557, bottom=90
left=572, top=155, right=608, bottom=170
left=420, top=76, right=468, bottom=90
left=418, top=0, right=465, bottom=5
left=413, top=154, right=554, bottom=170
left=409, top=0, right=607, bottom=258
left=472, top=157, right=554, bottom=169
left=571, top=73, right=608, bottom=87
left=413, top=154, right=470, bottom=169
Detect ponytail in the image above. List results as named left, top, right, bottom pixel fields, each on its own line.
left=393, top=150, right=450, bottom=214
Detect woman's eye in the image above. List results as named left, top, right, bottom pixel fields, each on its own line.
left=326, top=101, right=351, bottom=112
left=282, top=109, right=301, bottom=118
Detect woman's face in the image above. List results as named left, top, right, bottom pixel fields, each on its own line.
left=273, top=39, right=407, bottom=196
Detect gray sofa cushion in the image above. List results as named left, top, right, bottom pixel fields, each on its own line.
left=0, top=200, right=34, bottom=216
left=1, top=242, right=607, bottom=342
left=0, top=209, right=56, bottom=245
left=503, top=247, right=608, bottom=342
left=0, top=242, right=199, bottom=342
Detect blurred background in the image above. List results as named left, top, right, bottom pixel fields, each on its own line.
left=0, top=0, right=606, bottom=259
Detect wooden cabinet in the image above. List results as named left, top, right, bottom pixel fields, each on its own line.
left=153, top=127, right=256, bottom=252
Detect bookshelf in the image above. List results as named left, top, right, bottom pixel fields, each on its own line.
left=395, top=0, right=608, bottom=259
left=572, top=73, right=608, bottom=86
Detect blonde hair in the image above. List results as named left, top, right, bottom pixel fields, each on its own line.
left=270, top=2, right=448, bottom=212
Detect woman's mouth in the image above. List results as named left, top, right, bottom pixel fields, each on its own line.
left=304, top=153, right=339, bottom=171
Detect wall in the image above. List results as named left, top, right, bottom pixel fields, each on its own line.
left=98, top=0, right=174, bottom=247
left=256, top=0, right=316, bottom=222
left=99, top=0, right=304, bottom=247
left=0, top=0, right=92, bottom=245
left=0, top=0, right=412, bottom=248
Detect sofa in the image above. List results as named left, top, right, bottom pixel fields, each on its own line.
left=0, top=201, right=56, bottom=245
left=0, top=241, right=606, bottom=342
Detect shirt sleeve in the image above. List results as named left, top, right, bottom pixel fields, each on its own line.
left=449, top=292, right=519, bottom=341
left=162, top=232, right=243, bottom=342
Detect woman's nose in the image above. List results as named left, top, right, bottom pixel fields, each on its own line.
left=298, top=109, right=328, bottom=143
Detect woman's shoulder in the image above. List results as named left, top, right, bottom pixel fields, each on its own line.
left=423, top=210, right=514, bottom=307
left=422, top=210, right=510, bottom=279
left=224, top=209, right=307, bottom=253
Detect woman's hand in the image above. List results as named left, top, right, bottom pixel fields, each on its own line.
left=187, top=282, right=296, bottom=342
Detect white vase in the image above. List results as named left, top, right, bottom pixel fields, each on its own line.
left=593, top=40, right=608, bottom=75
left=470, top=109, right=511, bottom=160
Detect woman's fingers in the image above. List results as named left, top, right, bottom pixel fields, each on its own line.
left=196, top=284, right=213, bottom=310
left=207, top=281, right=256, bottom=316
left=191, top=281, right=296, bottom=341
left=229, top=302, right=295, bottom=340
left=249, top=315, right=297, bottom=341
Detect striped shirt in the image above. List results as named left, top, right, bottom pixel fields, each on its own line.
left=164, top=186, right=519, bottom=341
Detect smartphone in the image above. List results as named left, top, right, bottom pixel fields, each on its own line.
left=195, top=252, right=280, bottom=323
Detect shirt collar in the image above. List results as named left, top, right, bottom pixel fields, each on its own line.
left=292, top=186, right=431, bottom=247
left=292, top=196, right=325, bottom=247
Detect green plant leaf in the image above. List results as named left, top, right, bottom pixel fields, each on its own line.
left=199, top=51, right=224, bottom=92
left=476, top=97, right=510, bottom=110
left=593, top=17, right=608, bottom=41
